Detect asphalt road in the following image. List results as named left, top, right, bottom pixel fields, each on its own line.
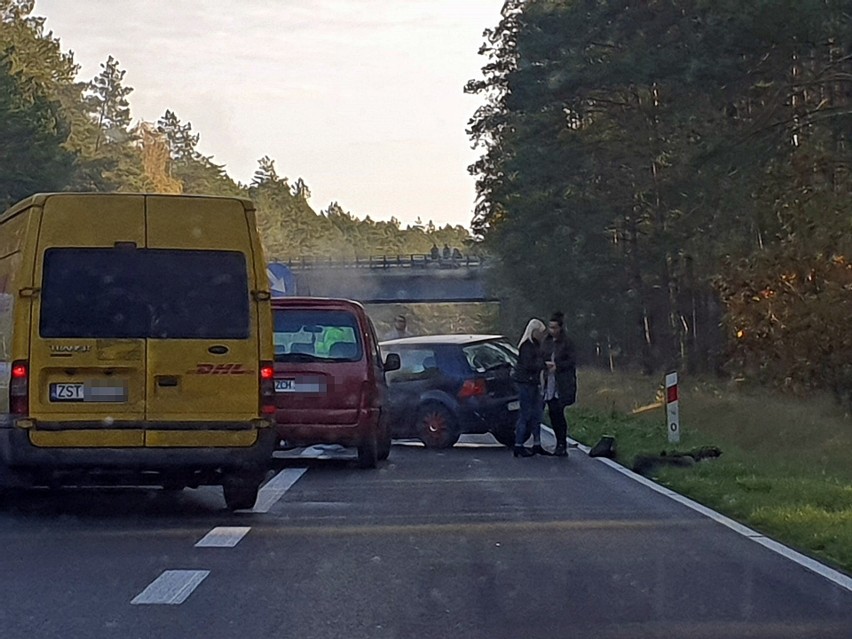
left=1, top=433, right=850, bottom=639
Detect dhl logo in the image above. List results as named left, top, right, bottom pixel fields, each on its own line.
left=191, top=363, right=254, bottom=375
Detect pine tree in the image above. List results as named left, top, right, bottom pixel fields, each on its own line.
left=86, top=55, right=133, bottom=152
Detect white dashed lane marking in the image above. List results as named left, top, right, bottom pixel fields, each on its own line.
left=246, top=468, right=308, bottom=514
left=195, top=526, right=252, bottom=548
left=131, top=570, right=210, bottom=605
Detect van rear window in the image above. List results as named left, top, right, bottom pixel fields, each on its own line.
left=40, top=248, right=250, bottom=339
left=273, top=309, right=363, bottom=362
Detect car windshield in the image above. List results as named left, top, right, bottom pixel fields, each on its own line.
left=273, top=309, right=363, bottom=362
left=40, top=247, right=249, bottom=339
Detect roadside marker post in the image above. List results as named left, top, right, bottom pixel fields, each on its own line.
left=665, top=371, right=680, bottom=444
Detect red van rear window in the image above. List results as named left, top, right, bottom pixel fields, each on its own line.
left=273, top=309, right=363, bottom=362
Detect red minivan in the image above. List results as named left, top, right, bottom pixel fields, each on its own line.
left=270, top=298, right=400, bottom=468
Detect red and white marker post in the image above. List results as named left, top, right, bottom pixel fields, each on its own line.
left=665, top=371, right=680, bottom=444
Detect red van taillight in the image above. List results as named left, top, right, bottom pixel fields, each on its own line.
left=260, top=361, right=276, bottom=416
left=10, top=360, right=29, bottom=416
left=458, top=378, right=487, bottom=399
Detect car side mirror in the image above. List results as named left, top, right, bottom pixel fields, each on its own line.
left=384, top=353, right=401, bottom=372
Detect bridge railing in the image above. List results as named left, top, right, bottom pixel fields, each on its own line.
left=282, top=254, right=486, bottom=270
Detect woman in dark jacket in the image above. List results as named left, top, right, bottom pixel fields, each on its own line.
left=511, top=318, right=548, bottom=457
left=541, top=311, right=577, bottom=456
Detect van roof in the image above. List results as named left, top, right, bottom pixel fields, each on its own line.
left=2, top=192, right=255, bottom=222
left=271, top=297, right=366, bottom=312
left=380, top=334, right=506, bottom=346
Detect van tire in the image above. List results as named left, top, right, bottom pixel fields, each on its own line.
left=416, top=403, right=459, bottom=449
left=377, top=418, right=392, bottom=461
left=222, top=475, right=262, bottom=511
left=357, top=432, right=379, bottom=469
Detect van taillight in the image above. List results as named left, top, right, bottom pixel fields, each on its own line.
left=458, top=378, right=487, bottom=399
left=10, top=360, right=28, bottom=416
left=260, top=361, right=276, bottom=416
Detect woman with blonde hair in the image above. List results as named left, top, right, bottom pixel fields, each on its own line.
left=510, top=318, right=549, bottom=457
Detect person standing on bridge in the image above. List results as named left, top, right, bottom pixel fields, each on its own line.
left=541, top=311, right=577, bottom=457
left=511, top=318, right=549, bottom=457
left=383, top=314, right=412, bottom=341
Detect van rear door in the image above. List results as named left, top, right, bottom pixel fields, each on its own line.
left=29, top=195, right=148, bottom=447
left=272, top=306, right=366, bottom=425
left=143, top=196, right=259, bottom=446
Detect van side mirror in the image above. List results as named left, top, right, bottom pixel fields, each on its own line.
left=383, top=353, right=401, bottom=372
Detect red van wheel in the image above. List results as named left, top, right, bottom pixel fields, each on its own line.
left=416, top=403, right=459, bottom=449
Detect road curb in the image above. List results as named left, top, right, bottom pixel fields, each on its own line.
left=540, top=424, right=852, bottom=594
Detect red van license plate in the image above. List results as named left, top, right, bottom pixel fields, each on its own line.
left=275, top=379, right=296, bottom=393
left=274, top=378, right=325, bottom=393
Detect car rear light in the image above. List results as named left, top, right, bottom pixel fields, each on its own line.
left=260, top=361, right=275, bottom=416
left=458, top=377, right=487, bottom=399
left=10, top=359, right=28, bottom=416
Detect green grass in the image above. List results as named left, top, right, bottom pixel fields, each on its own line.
left=569, top=368, right=852, bottom=574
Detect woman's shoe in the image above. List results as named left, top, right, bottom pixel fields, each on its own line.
left=532, top=444, right=553, bottom=456
left=553, top=444, right=568, bottom=457
left=513, top=446, right=534, bottom=458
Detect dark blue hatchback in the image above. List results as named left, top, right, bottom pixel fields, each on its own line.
left=379, top=335, right=520, bottom=448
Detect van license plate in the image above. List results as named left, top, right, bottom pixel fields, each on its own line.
left=275, top=379, right=296, bottom=393
left=49, top=383, right=128, bottom=402
left=49, top=383, right=85, bottom=401
left=507, top=400, right=520, bottom=411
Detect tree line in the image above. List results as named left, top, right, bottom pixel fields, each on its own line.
left=0, top=0, right=472, bottom=260
left=467, top=0, right=850, bottom=406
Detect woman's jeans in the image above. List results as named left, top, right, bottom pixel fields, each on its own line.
left=515, top=383, right=543, bottom=447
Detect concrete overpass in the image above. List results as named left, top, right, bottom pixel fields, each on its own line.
left=279, top=255, right=496, bottom=304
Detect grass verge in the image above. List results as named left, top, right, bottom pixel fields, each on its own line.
left=567, top=368, right=852, bottom=574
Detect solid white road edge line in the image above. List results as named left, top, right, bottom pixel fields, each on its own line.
left=245, top=468, right=307, bottom=514
left=130, top=570, right=210, bottom=605
left=195, top=526, right=252, bottom=548
left=541, top=423, right=852, bottom=594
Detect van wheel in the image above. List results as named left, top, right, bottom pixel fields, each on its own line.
left=357, top=432, right=379, bottom=469
left=377, top=418, right=392, bottom=461
left=491, top=425, right=516, bottom=448
left=416, top=403, right=459, bottom=449
left=222, top=475, right=262, bottom=511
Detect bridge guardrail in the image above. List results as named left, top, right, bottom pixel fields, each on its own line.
left=281, top=254, right=486, bottom=270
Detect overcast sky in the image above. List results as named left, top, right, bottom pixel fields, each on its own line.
left=32, top=0, right=504, bottom=228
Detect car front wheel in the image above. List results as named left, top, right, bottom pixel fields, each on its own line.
left=416, top=403, right=459, bottom=449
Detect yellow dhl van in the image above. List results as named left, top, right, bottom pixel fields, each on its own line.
left=0, top=193, right=276, bottom=510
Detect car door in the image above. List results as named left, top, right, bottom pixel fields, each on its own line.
left=143, top=196, right=259, bottom=446
left=382, top=345, right=443, bottom=436
left=29, top=195, right=148, bottom=447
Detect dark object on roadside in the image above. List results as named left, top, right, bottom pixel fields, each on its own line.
left=380, top=334, right=520, bottom=448
left=632, top=446, right=723, bottom=477
left=589, top=435, right=617, bottom=458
